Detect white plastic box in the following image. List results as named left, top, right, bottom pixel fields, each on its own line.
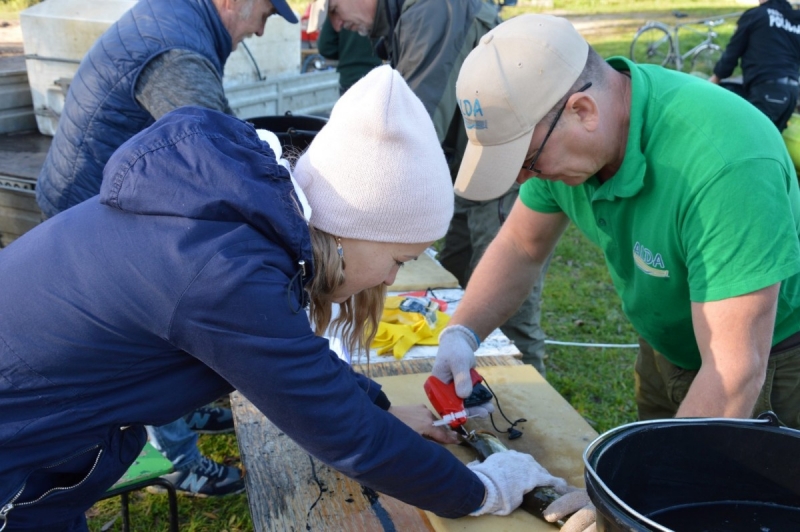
left=20, top=0, right=335, bottom=137
left=20, top=0, right=137, bottom=135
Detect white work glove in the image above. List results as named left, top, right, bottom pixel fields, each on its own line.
left=544, top=488, right=597, bottom=532
left=432, top=325, right=479, bottom=398
left=467, top=450, right=569, bottom=516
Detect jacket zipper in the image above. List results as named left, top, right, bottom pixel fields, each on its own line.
left=0, top=444, right=103, bottom=532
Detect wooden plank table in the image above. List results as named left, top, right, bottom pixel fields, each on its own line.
left=232, top=355, right=598, bottom=531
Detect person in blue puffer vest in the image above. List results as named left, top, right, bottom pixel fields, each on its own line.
left=36, top=0, right=298, bottom=217
left=35, top=0, right=300, bottom=497
left=0, top=67, right=577, bottom=532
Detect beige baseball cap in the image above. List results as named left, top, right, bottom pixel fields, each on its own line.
left=454, top=15, right=589, bottom=201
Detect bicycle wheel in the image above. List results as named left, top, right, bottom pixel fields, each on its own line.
left=630, top=25, right=673, bottom=67
left=688, top=43, right=721, bottom=78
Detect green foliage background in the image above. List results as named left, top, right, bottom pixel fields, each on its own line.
left=0, top=0, right=41, bottom=14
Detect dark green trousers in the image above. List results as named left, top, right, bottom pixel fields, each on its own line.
left=634, top=336, right=800, bottom=429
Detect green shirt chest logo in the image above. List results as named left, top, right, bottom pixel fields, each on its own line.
left=633, top=241, right=669, bottom=278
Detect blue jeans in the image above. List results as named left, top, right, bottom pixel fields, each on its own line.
left=146, top=418, right=200, bottom=470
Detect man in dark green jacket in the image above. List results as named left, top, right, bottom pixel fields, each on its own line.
left=326, top=0, right=551, bottom=374
left=318, top=16, right=382, bottom=94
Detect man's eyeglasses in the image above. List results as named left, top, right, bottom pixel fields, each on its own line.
left=523, top=82, right=593, bottom=175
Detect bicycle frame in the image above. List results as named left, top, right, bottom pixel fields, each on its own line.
left=671, top=18, right=722, bottom=71
left=630, top=12, right=741, bottom=74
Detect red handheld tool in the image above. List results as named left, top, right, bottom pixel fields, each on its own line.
left=424, top=368, right=492, bottom=431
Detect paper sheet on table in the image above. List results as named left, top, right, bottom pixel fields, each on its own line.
left=388, top=252, right=459, bottom=291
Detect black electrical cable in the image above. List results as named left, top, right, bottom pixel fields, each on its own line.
left=426, top=287, right=462, bottom=304
left=482, top=379, right=527, bottom=440
left=240, top=41, right=266, bottom=81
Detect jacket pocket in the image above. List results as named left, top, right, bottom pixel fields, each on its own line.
left=1, top=425, right=146, bottom=531
left=1, top=444, right=103, bottom=530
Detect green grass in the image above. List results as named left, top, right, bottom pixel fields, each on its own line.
left=541, top=224, right=640, bottom=432
left=88, top=434, right=252, bottom=532
left=87, top=2, right=746, bottom=530
left=0, top=0, right=39, bottom=16
left=505, top=0, right=747, bottom=16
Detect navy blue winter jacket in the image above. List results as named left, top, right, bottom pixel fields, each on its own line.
left=36, top=0, right=232, bottom=219
left=0, top=107, right=484, bottom=527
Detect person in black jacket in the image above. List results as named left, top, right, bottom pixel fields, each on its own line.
left=710, top=0, right=800, bottom=131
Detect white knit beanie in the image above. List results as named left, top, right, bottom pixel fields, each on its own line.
left=294, top=65, right=454, bottom=243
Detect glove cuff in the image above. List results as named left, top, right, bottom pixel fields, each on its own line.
left=440, top=324, right=480, bottom=351
left=468, top=470, right=499, bottom=516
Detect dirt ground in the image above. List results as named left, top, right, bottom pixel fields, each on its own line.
left=0, top=14, right=644, bottom=57
left=566, top=13, right=651, bottom=39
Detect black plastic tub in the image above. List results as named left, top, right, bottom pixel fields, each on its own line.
left=246, top=113, right=327, bottom=153
left=584, top=412, right=800, bottom=531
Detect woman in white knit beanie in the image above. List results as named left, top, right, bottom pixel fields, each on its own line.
left=0, top=65, right=574, bottom=526
left=292, top=65, right=454, bottom=356
left=282, top=67, right=574, bottom=518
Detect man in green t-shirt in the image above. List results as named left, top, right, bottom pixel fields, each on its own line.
left=433, top=12, right=800, bottom=447
left=433, top=16, right=800, bottom=527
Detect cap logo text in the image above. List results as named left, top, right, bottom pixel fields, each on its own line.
left=460, top=99, right=486, bottom=130
left=459, top=99, right=484, bottom=118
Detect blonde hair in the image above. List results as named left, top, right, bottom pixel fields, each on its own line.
left=306, top=225, right=386, bottom=357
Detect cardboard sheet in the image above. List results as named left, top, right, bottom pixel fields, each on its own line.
left=377, top=365, right=598, bottom=531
